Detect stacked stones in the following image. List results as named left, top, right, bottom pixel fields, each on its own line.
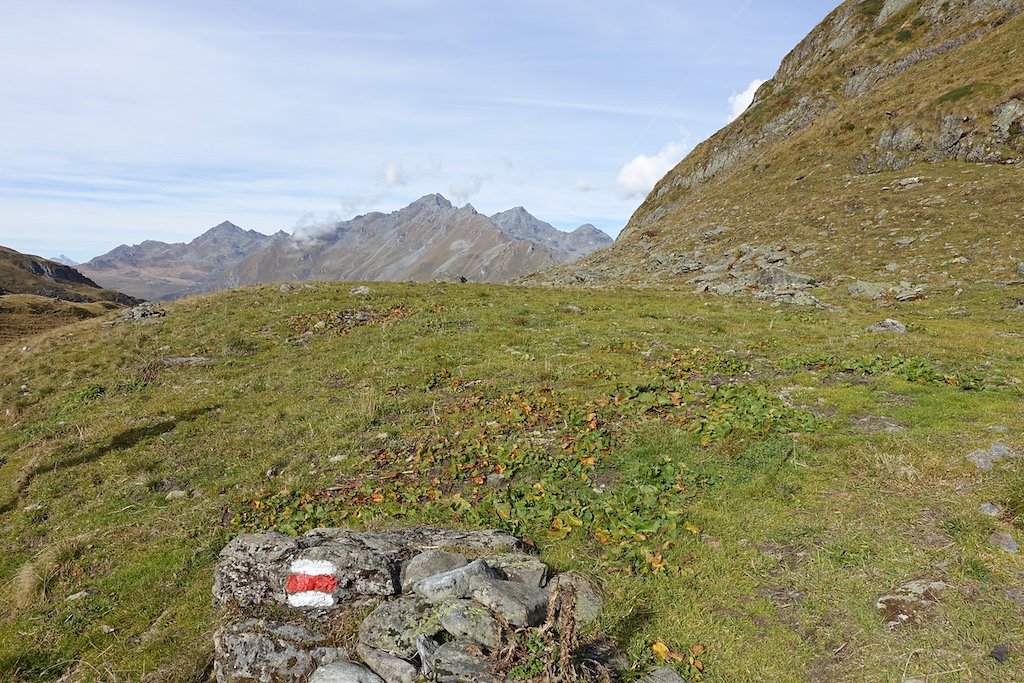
left=211, top=527, right=604, bottom=683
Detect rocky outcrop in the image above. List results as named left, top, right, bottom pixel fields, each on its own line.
left=213, top=527, right=613, bottom=683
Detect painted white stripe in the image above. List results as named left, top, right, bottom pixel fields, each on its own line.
left=290, top=559, right=336, bottom=575
left=287, top=591, right=336, bottom=608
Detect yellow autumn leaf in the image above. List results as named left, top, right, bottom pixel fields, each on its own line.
left=684, top=521, right=702, bottom=535
left=652, top=641, right=671, bottom=661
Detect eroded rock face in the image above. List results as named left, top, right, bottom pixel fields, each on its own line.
left=212, top=527, right=610, bottom=683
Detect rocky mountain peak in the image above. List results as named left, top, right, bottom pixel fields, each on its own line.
left=409, top=193, right=454, bottom=211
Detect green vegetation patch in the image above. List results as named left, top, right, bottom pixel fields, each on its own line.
left=1, top=281, right=1021, bottom=682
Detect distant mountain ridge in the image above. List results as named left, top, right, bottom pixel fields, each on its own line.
left=81, top=198, right=613, bottom=300
left=77, top=221, right=286, bottom=301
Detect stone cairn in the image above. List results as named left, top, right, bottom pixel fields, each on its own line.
left=212, top=527, right=687, bottom=683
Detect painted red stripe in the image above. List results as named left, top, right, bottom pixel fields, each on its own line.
left=286, top=573, right=337, bottom=593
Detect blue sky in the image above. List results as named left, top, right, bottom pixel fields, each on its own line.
left=0, top=0, right=839, bottom=262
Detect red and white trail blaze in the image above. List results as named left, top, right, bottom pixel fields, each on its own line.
left=285, top=559, right=338, bottom=608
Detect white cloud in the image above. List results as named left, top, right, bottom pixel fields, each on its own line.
left=449, top=174, right=488, bottom=201
left=728, top=78, right=766, bottom=122
left=574, top=179, right=595, bottom=192
left=615, top=141, right=689, bottom=198
left=382, top=161, right=406, bottom=188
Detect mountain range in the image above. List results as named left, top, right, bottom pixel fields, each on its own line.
left=77, top=198, right=612, bottom=301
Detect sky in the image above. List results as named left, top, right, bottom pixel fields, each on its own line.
left=0, top=0, right=839, bottom=262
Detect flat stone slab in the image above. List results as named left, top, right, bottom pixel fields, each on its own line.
left=470, top=576, right=550, bottom=627
left=867, top=318, right=907, bottom=333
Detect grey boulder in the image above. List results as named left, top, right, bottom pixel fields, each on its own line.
left=308, top=661, right=385, bottom=683
left=401, top=550, right=467, bottom=592
left=438, top=599, right=502, bottom=649
left=358, top=596, right=443, bottom=659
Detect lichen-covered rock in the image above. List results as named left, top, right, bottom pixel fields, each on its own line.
left=438, top=599, right=502, bottom=649
left=413, top=559, right=502, bottom=604
left=358, top=596, right=444, bottom=659
left=470, top=577, right=550, bottom=628
left=213, top=619, right=346, bottom=683
left=401, top=550, right=467, bottom=592
left=213, top=533, right=300, bottom=609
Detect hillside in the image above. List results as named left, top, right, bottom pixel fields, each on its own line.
left=489, top=207, right=613, bottom=264
left=533, top=0, right=1024, bottom=303
left=0, top=281, right=1021, bottom=681
left=78, top=222, right=283, bottom=301
left=0, top=246, right=140, bottom=343
left=219, top=195, right=567, bottom=289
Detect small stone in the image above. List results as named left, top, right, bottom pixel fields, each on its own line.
left=100, top=624, right=116, bottom=634
left=469, top=576, right=550, bottom=628
left=350, top=286, right=372, bottom=296
left=979, top=503, right=1003, bottom=517
left=66, top=590, right=92, bottom=602
left=165, top=490, right=188, bottom=501
left=413, top=559, right=501, bottom=604
left=898, top=176, right=921, bottom=186
left=987, top=426, right=1010, bottom=433
left=967, top=443, right=1013, bottom=471
left=313, top=321, right=328, bottom=331
left=875, top=580, right=947, bottom=629
left=904, top=679, right=927, bottom=683
left=356, top=643, right=418, bottom=683
left=401, top=550, right=467, bottom=592
left=990, top=532, right=1019, bottom=554
left=990, top=643, right=1010, bottom=663
left=280, top=283, right=293, bottom=292
left=639, top=667, right=688, bottom=683
left=437, top=599, right=501, bottom=649
left=309, top=660, right=386, bottom=683
left=867, top=318, right=907, bottom=333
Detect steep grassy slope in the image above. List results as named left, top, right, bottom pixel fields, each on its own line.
left=1, top=281, right=1021, bottom=681
left=536, top=0, right=1024, bottom=294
